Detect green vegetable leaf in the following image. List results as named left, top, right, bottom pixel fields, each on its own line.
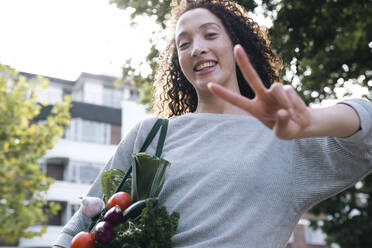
left=131, top=152, right=171, bottom=203
left=101, top=169, right=131, bottom=203
left=95, top=200, right=179, bottom=248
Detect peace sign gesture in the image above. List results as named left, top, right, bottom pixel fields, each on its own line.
left=208, top=45, right=311, bottom=140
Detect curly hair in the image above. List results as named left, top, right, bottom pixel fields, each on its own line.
left=154, top=0, right=282, bottom=117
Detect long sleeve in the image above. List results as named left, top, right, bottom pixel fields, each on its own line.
left=293, top=98, right=372, bottom=212
left=53, top=121, right=141, bottom=248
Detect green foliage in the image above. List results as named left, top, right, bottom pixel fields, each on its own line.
left=96, top=201, right=179, bottom=248
left=0, top=64, right=71, bottom=243
left=110, top=0, right=172, bottom=28
left=101, top=169, right=132, bottom=203
left=308, top=177, right=372, bottom=248
left=262, top=0, right=372, bottom=104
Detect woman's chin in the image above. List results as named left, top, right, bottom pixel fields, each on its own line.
left=194, top=80, right=212, bottom=91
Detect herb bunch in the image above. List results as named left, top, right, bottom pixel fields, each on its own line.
left=96, top=200, right=179, bottom=248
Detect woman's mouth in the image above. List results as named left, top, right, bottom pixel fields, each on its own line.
left=194, top=60, right=218, bottom=75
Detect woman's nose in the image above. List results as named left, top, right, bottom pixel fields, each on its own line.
left=191, top=42, right=207, bottom=57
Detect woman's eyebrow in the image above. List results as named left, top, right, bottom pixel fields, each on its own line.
left=176, top=22, right=221, bottom=42
left=199, top=22, right=221, bottom=30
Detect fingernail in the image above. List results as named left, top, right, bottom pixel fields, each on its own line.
left=234, top=44, right=241, bottom=52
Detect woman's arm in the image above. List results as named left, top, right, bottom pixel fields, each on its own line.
left=208, top=44, right=362, bottom=140
left=303, top=103, right=360, bottom=138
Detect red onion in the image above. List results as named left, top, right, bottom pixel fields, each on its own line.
left=104, top=205, right=124, bottom=226
left=94, top=221, right=114, bottom=243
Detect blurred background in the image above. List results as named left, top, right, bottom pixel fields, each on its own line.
left=0, top=0, right=371, bottom=247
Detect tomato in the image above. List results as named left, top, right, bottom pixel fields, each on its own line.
left=107, top=192, right=131, bottom=211
left=70, top=231, right=95, bottom=248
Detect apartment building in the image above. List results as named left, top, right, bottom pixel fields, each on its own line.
left=6, top=71, right=149, bottom=247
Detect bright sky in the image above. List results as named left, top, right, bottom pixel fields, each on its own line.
left=0, top=0, right=162, bottom=81
left=0, top=0, right=275, bottom=82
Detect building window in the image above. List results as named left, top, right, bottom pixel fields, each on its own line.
left=103, top=87, right=123, bottom=108
left=69, top=161, right=102, bottom=184
left=81, top=120, right=110, bottom=144
left=37, top=84, right=63, bottom=104
left=63, top=119, right=111, bottom=144
left=46, top=159, right=67, bottom=181
left=63, top=88, right=72, bottom=97
left=47, top=201, right=67, bottom=226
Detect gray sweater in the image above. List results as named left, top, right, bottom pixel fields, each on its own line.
left=54, top=99, right=372, bottom=248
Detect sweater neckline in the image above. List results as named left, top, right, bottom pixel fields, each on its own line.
left=179, top=112, right=257, bottom=120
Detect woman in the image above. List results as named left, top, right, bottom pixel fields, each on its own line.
left=54, top=0, right=372, bottom=247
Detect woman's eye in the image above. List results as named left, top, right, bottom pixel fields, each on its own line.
left=179, top=42, right=189, bottom=49
left=206, top=33, right=217, bottom=38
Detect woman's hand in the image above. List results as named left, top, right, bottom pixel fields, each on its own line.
left=208, top=44, right=311, bottom=140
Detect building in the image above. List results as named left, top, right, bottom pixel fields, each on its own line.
left=12, top=71, right=150, bottom=248
left=1, top=71, right=329, bottom=247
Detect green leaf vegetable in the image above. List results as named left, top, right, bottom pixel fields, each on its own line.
left=96, top=200, right=179, bottom=248
left=101, top=169, right=132, bottom=203
left=96, top=152, right=179, bottom=247
left=131, top=152, right=171, bottom=203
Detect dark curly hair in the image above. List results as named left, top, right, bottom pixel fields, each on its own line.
left=154, top=0, right=282, bottom=117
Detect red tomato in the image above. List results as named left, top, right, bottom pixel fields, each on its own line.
left=70, top=231, right=95, bottom=248
left=107, top=192, right=131, bottom=211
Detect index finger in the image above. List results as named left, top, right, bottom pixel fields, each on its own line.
left=207, top=82, right=256, bottom=114
left=234, top=44, right=268, bottom=97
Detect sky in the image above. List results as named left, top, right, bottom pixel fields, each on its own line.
left=0, top=0, right=274, bottom=82
left=0, top=0, right=162, bottom=81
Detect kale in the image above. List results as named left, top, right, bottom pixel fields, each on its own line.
left=95, top=201, right=179, bottom=248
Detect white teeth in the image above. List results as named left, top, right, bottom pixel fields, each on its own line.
left=196, top=61, right=217, bottom=71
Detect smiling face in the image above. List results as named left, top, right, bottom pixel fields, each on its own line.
left=175, top=8, right=238, bottom=94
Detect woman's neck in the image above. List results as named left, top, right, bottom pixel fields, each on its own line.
left=195, top=92, right=248, bottom=115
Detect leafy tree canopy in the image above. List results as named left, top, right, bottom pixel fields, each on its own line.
left=0, top=64, right=71, bottom=243
left=263, top=0, right=372, bottom=104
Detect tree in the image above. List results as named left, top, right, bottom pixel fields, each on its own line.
left=262, top=0, right=372, bottom=104
left=0, top=64, right=71, bottom=244
left=109, top=1, right=372, bottom=246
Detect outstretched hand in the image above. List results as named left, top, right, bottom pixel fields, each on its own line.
left=208, top=45, right=311, bottom=140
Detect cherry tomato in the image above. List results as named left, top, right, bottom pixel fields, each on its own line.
left=107, top=192, right=131, bottom=211
left=70, top=231, right=95, bottom=248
